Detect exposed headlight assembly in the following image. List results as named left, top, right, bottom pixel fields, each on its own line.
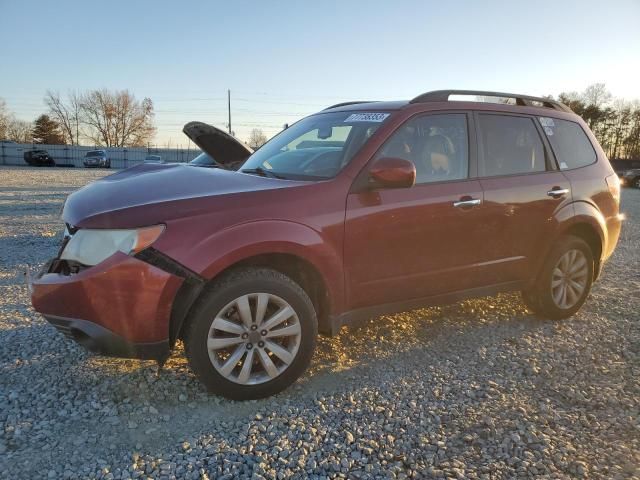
left=60, top=225, right=164, bottom=266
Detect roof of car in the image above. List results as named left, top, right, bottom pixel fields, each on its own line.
left=321, top=91, right=573, bottom=116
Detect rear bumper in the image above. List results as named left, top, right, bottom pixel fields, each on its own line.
left=31, top=252, right=182, bottom=359
left=46, top=315, right=169, bottom=359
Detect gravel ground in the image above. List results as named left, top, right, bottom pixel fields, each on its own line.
left=0, top=165, right=638, bottom=480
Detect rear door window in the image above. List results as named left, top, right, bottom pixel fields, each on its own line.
left=538, top=117, right=596, bottom=170
left=477, top=114, right=546, bottom=177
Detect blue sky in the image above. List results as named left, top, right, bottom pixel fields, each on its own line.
left=1, top=0, right=639, bottom=145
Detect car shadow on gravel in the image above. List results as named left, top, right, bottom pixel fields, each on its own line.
left=37, top=294, right=546, bottom=400
left=79, top=293, right=549, bottom=408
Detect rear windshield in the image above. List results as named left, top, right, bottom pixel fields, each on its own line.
left=240, top=111, right=392, bottom=180
left=86, top=151, right=104, bottom=157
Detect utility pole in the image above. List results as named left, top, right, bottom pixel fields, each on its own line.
left=228, top=89, right=231, bottom=135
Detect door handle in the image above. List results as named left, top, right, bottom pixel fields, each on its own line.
left=547, top=187, right=570, bottom=198
left=453, top=198, right=482, bottom=208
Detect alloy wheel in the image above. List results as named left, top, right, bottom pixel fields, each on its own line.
left=551, top=249, right=589, bottom=309
left=207, top=293, right=302, bottom=385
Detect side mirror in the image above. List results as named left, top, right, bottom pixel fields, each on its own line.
left=368, top=157, right=416, bottom=189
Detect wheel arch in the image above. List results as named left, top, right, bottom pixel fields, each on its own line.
left=556, top=202, right=606, bottom=279
left=167, top=221, right=343, bottom=346
left=170, top=252, right=333, bottom=346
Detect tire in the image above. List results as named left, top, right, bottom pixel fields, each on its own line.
left=521, top=235, right=594, bottom=320
left=184, top=267, right=317, bottom=400
left=634, top=177, right=640, bottom=189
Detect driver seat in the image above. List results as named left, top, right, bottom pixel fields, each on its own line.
left=420, top=134, right=455, bottom=180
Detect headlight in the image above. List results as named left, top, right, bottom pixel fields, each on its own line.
left=60, top=225, right=164, bottom=266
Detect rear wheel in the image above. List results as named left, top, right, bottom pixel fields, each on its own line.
left=184, top=268, right=317, bottom=400
left=521, top=235, right=594, bottom=320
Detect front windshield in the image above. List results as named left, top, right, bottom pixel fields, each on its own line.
left=240, top=111, right=391, bottom=180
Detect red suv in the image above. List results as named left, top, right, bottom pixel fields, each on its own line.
left=31, top=90, right=622, bottom=399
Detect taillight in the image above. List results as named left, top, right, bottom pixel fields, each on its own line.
left=605, top=174, right=620, bottom=204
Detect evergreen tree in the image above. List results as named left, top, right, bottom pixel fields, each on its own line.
left=32, top=114, right=65, bottom=144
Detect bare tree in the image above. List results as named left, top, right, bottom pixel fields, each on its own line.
left=247, top=128, right=268, bottom=149
left=582, top=83, right=612, bottom=108
left=80, top=89, right=155, bottom=147
left=45, top=90, right=81, bottom=145
left=0, top=98, right=11, bottom=139
left=5, top=118, right=33, bottom=143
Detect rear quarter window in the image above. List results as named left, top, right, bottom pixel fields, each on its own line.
left=538, top=117, right=597, bottom=170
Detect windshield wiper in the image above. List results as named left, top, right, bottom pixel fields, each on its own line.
left=240, top=167, right=286, bottom=179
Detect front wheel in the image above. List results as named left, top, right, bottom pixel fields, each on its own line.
left=184, top=268, right=317, bottom=400
left=521, top=235, right=594, bottom=320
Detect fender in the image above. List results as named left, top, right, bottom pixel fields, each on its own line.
left=169, top=219, right=345, bottom=315
left=548, top=200, right=607, bottom=279
left=525, top=200, right=606, bottom=286
left=558, top=200, right=607, bottom=260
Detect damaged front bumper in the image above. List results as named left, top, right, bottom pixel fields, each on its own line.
left=30, top=251, right=185, bottom=361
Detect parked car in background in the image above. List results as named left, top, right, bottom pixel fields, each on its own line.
left=620, top=168, right=640, bottom=188
left=31, top=90, right=622, bottom=400
left=24, top=149, right=55, bottom=167
left=188, top=152, right=220, bottom=168
left=144, top=154, right=163, bottom=163
left=610, top=158, right=640, bottom=175
left=83, top=150, right=110, bottom=168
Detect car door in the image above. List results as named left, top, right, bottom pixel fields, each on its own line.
left=344, top=112, right=488, bottom=310
left=474, top=112, right=572, bottom=283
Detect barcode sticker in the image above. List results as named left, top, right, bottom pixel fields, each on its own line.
left=344, top=113, right=390, bottom=122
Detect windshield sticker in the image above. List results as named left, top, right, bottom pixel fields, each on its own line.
left=560, top=161, right=569, bottom=169
left=344, top=113, right=390, bottom=123
left=539, top=117, right=555, bottom=127
left=543, top=126, right=554, bottom=136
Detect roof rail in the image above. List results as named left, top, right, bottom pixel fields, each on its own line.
left=323, top=101, right=376, bottom=111
left=409, top=90, right=572, bottom=113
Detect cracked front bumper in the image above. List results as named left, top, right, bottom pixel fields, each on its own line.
left=30, top=252, right=182, bottom=360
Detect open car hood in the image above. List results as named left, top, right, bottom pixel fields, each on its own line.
left=183, top=121, right=253, bottom=168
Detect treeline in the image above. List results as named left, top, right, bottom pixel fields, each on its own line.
left=0, top=89, right=155, bottom=147
left=554, top=83, right=639, bottom=159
